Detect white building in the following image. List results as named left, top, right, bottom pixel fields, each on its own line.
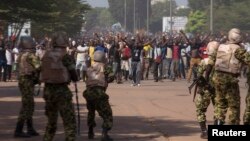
left=151, top=0, right=166, bottom=5
left=8, top=21, right=31, bottom=37
left=162, top=16, right=188, bottom=32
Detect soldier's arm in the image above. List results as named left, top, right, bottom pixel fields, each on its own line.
left=204, top=53, right=216, bottom=81
left=235, top=48, right=250, bottom=65
left=62, top=54, right=78, bottom=82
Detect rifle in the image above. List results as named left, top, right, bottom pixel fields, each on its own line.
left=193, top=83, right=198, bottom=102
left=188, top=79, right=199, bottom=94
left=74, top=82, right=81, bottom=135
left=188, top=76, right=207, bottom=102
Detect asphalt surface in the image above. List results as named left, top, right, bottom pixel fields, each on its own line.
left=0, top=77, right=247, bottom=141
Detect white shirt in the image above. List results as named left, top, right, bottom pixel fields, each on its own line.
left=154, top=47, right=162, bottom=59
left=76, top=45, right=89, bottom=61
left=12, top=47, right=19, bottom=63
left=6, top=49, right=13, bottom=65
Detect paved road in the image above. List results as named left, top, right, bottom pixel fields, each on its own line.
left=0, top=78, right=247, bottom=141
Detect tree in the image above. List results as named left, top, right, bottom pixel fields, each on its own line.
left=213, top=1, right=250, bottom=33
left=188, top=0, right=247, bottom=11
left=85, top=7, right=114, bottom=30
left=175, top=7, right=191, bottom=17
left=149, top=0, right=177, bottom=33
left=0, top=0, right=90, bottom=38
left=185, top=10, right=207, bottom=33
left=108, top=0, right=149, bottom=32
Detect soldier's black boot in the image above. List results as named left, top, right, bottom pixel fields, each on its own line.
left=101, top=128, right=113, bottom=141
left=88, top=126, right=94, bottom=139
left=199, top=122, right=208, bottom=139
left=14, top=121, right=31, bottom=138
left=27, top=119, right=39, bottom=136
left=244, top=122, right=249, bottom=125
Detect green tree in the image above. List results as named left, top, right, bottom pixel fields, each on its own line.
left=108, top=0, right=149, bottom=32
left=213, top=1, right=250, bottom=33
left=175, top=7, right=191, bottom=17
left=149, top=0, right=177, bottom=33
left=188, top=0, right=248, bottom=10
left=0, top=0, right=90, bottom=38
left=85, top=7, right=114, bottom=30
left=185, top=10, right=207, bottom=33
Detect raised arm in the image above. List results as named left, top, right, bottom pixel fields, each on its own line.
left=201, top=32, right=211, bottom=43
left=180, top=30, right=191, bottom=45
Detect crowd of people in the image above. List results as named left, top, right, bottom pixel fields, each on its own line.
left=1, top=29, right=250, bottom=85
left=0, top=28, right=250, bottom=141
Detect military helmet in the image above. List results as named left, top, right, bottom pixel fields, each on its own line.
left=19, top=36, right=35, bottom=49
left=51, top=31, right=69, bottom=47
left=93, top=50, right=105, bottom=63
left=228, top=28, right=242, bottom=44
left=206, top=41, right=220, bottom=56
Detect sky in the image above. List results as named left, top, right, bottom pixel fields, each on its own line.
left=85, top=0, right=188, bottom=8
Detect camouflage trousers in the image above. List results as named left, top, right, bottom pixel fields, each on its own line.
left=195, top=87, right=215, bottom=122
left=83, top=86, right=113, bottom=130
left=213, top=71, right=240, bottom=124
left=43, top=83, right=76, bottom=141
left=17, top=75, right=35, bottom=123
left=243, top=89, right=250, bottom=124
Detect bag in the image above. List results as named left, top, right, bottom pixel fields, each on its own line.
left=155, top=56, right=162, bottom=64
left=121, top=47, right=131, bottom=60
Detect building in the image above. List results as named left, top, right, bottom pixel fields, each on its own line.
left=151, top=0, right=166, bottom=5
left=162, top=16, right=188, bottom=33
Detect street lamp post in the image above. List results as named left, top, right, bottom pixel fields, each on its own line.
left=147, top=0, right=149, bottom=34
left=134, top=0, right=136, bottom=33
left=170, top=0, right=173, bottom=36
left=210, top=0, right=213, bottom=33
left=124, top=0, right=127, bottom=31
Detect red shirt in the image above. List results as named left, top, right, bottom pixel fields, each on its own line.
left=172, top=45, right=180, bottom=60
left=199, top=46, right=208, bottom=59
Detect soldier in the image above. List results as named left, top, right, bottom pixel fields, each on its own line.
left=39, top=31, right=78, bottom=141
left=83, top=50, right=114, bottom=141
left=195, top=41, right=219, bottom=139
left=14, top=36, right=40, bottom=137
left=206, top=28, right=250, bottom=125
left=244, top=70, right=250, bottom=125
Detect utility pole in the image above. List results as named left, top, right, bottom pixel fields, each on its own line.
left=147, top=0, right=149, bottom=34
left=124, top=0, right=127, bottom=31
left=170, top=0, right=173, bottom=36
left=134, top=0, right=136, bottom=33
left=210, top=0, right=213, bottom=33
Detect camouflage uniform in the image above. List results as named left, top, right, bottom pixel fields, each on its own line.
left=15, top=51, right=40, bottom=137
left=83, top=86, right=113, bottom=130
left=212, top=71, right=240, bottom=124
left=83, top=64, right=113, bottom=129
left=17, top=52, right=40, bottom=122
left=195, top=59, right=215, bottom=123
left=244, top=71, right=250, bottom=125
left=210, top=47, right=250, bottom=125
left=43, top=54, right=76, bottom=141
left=237, top=49, right=250, bottom=125
left=83, top=50, right=114, bottom=140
